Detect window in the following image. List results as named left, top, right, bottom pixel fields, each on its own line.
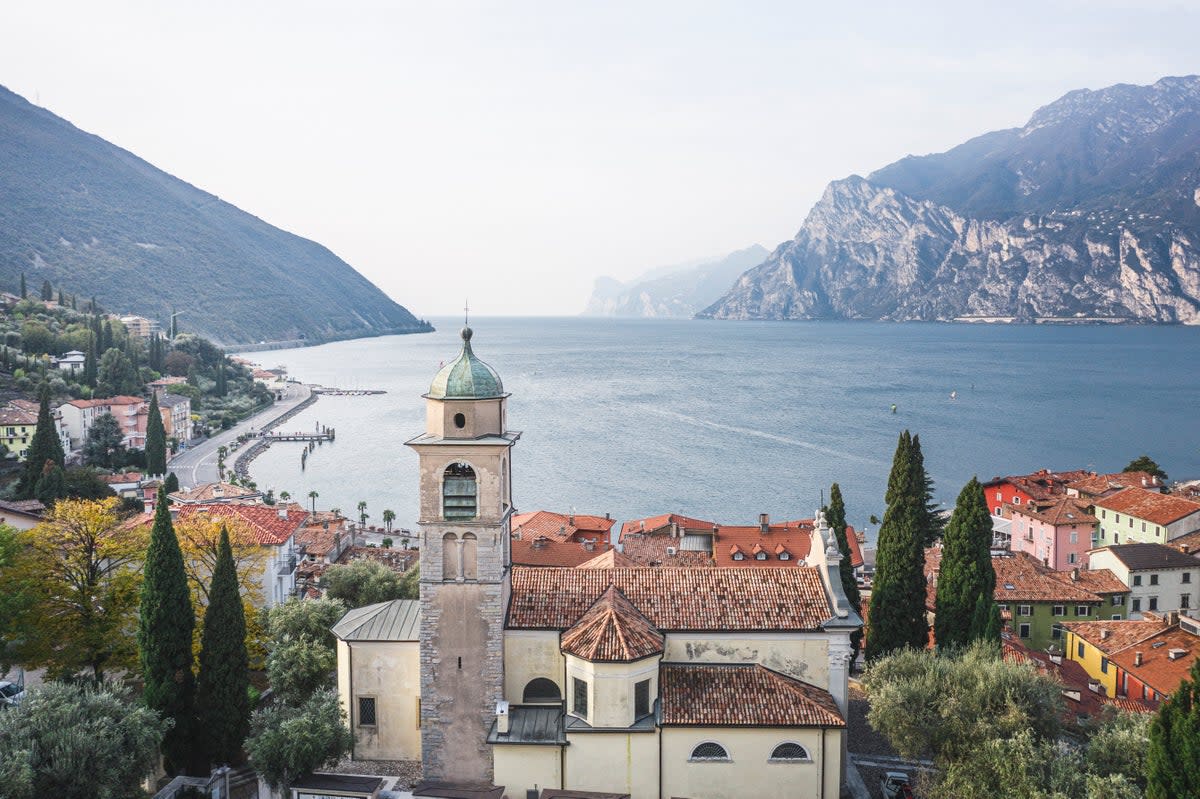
left=1184, top=573, right=1192, bottom=584
left=443, top=462, right=477, bottom=520
left=1132, top=598, right=1142, bottom=612
left=635, top=679, right=651, bottom=718
left=1052, top=605, right=1066, bottom=617
left=732, top=552, right=745, bottom=561
left=1149, top=597, right=1159, bottom=611
left=755, top=551, right=768, bottom=561
left=1018, top=605, right=1032, bottom=617
left=1129, top=517, right=1134, bottom=528
left=1078, top=642, right=1085, bottom=658
left=779, top=552, right=790, bottom=561
left=998, top=604, right=1009, bottom=612
left=1070, top=531, right=1078, bottom=544
left=1019, top=623, right=1031, bottom=639
left=1014, top=497, right=1021, bottom=504
left=996, top=491, right=1002, bottom=500
left=1076, top=606, right=1091, bottom=617
left=1150, top=574, right=1159, bottom=586
left=1142, top=521, right=1147, bottom=532
left=572, top=677, right=588, bottom=718
left=689, top=742, right=730, bottom=761
left=1184, top=594, right=1192, bottom=610
left=769, top=742, right=810, bottom=762
left=523, top=678, right=561, bottom=704
left=1052, top=626, right=1062, bottom=640
left=1112, top=595, right=1124, bottom=606
left=1112, top=614, right=1123, bottom=620
left=358, top=697, right=377, bottom=726
left=1134, top=575, right=1143, bottom=586
left=453, top=412, right=466, bottom=429
left=1101, top=657, right=1109, bottom=674
left=1068, top=553, right=1077, bottom=564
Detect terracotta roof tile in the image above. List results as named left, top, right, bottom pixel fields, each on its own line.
left=169, top=482, right=261, bottom=503
left=619, top=514, right=717, bottom=541
left=1060, top=619, right=1172, bottom=654
left=990, top=551, right=1127, bottom=602
left=1069, top=472, right=1164, bottom=497
left=659, top=663, right=844, bottom=727
left=1109, top=626, right=1199, bottom=697
left=512, top=537, right=615, bottom=567
left=176, top=503, right=308, bottom=546
left=508, top=566, right=832, bottom=631
left=712, top=525, right=812, bottom=567
left=1097, top=543, right=1200, bottom=571
left=985, top=469, right=1094, bottom=501
left=1094, top=487, right=1200, bottom=527
left=619, top=534, right=712, bottom=567
left=1008, top=496, right=1098, bottom=527
left=560, top=586, right=665, bottom=662
left=1001, top=635, right=1155, bottom=719
left=576, top=549, right=637, bottom=569
left=512, top=510, right=615, bottom=543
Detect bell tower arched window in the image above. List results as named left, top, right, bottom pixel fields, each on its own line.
left=442, top=532, right=459, bottom=581
left=443, top=462, right=477, bottom=520
left=462, top=532, right=478, bottom=580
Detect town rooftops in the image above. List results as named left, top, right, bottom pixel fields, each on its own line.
left=990, top=551, right=1126, bottom=603
left=157, top=393, right=191, bottom=408
left=1060, top=618, right=1172, bottom=655
left=1068, top=471, right=1163, bottom=497
left=985, top=469, right=1093, bottom=501
left=511, top=536, right=616, bottom=568
left=1007, top=496, right=1097, bottom=527
left=66, top=395, right=145, bottom=408
left=712, top=523, right=814, bottom=567
left=508, top=566, right=833, bottom=631
left=1002, top=635, right=1154, bottom=719
left=1109, top=624, right=1199, bottom=697
left=659, top=663, right=844, bottom=727
left=168, top=482, right=261, bottom=504
left=331, top=599, right=420, bottom=642
left=619, top=513, right=717, bottom=540
left=175, top=502, right=308, bottom=546
left=1094, top=487, right=1200, bottom=527
left=560, top=586, right=665, bottom=663
left=0, top=407, right=37, bottom=425
left=1095, top=543, right=1200, bottom=571
left=576, top=548, right=637, bottom=569
left=618, top=533, right=712, bottom=567
left=511, top=510, right=615, bottom=543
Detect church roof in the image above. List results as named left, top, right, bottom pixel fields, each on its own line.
left=660, top=663, right=845, bottom=727
left=560, top=586, right=664, bottom=662
left=427, top=327, right=505, bottom=400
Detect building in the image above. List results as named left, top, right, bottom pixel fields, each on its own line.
left=119, top=315, right=163, bottom=339
left=157, top=393, right=193, bottom=441
left=1087, top=544, right=1200, bottom=619
left=1067, top=471, right=1165, bottom=500
left=511, top=535, right=616, bottom=567
left=512, top=510, right=616, bottom=545
left=168, top=481, right=263, bottom=504
left=982, top=469, right=1092, bottom=516
left=1062, top=612, right=1199, bottom=706
left=58, top=396, right=147, bottom=451
left=0, top=404, right=39, bottom=459
left=1006, top=496, right=1097, bottom=570
left=350, top=327, right=862, bottom=798
left=55, top=350, right=86, bottom=374
left=1092, top=487, right=1200, bottom=547
left=0, top=499, right=46, bottom=530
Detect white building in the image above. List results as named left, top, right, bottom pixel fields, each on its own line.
left=1088, top=543, right=1200, bottom=619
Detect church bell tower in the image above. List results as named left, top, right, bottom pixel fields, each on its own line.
left=406, top=327, right=519, bottom=783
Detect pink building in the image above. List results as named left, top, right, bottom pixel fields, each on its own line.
left=59, top=396, right=148, bottom=451
left=1007, top=496, right=1098, bottom=571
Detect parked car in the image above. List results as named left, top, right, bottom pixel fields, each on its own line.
left=0, top=679, right=23, bottom=709
left=882, top=771, right=915, bottom=799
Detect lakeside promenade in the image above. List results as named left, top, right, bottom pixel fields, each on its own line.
left=168, top=382, right=313, bottom=487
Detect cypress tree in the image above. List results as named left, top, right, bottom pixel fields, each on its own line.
left=866, top=430, right=929, bottom=661
left=826, top=483, right=863, bottom=660
left=84, top=332, right=98, bottom=387
left=196, top=525, right=250, bottom=767
left=139, top=486, right=196, bottom=774
left=215, top=361, right=228, bottom=396
left=57, top=288, right=64, bottom=305
left=17, top=384, right=66, bottom=499
left=164, top=471, right=180, bottom=494
left=911, top=434, right=945, bottom=545
left=19, top=273, right=26, bottom=298
left=40, top=279, right=52, bottom=301
left=71, top=294, right=77, bottom=310
left=146, top=394, right=167, bottom=476
left=935, top=477, right=996, bottom=650
left=102, top=320, right=114, bottom=353
left=1147, top=659, right=1200, bottom=798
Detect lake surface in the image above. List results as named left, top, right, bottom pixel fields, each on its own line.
left=240, top=318, right=1200, bottom=542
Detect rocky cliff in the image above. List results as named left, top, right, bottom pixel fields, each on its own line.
left=701, top=76, right=1200, bottom=323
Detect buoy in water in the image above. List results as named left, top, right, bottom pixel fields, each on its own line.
left=890, top=404, right=897, bottom=414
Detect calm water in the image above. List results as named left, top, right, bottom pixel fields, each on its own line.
left=240, top=319, right=1200, bottom=541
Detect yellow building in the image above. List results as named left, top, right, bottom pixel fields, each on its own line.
left=0, top=405, right=38, bottom=459
left=333, top=599, right=422, bottom=761
left=1061, top=618, right=1172, bottom=698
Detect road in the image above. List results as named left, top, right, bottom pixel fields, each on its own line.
left=168, top=382, right=313, bottom=488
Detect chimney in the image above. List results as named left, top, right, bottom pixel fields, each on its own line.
left=605, top=512, right=610, bottom=521
left=759, top=513, right=770, bottom=533
left=568, top=513, right=575, bottom=526
left=1100, top=629, right=1111, bottom=640
left=532, top=537, right=547, bottom=550
left=278, top=508, right=288, bottom=520
left=1135, top=651, right=1143, bottom=666
left=1071, top=568, right=1080, bottom=582
left=496, top=701, right=510, bottom=734
left=712, top=525, right=719, bottom=541
left=671, top=521, right=679, bottom=538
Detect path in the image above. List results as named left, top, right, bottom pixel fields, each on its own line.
left=168, top=382, right=313, bottom=488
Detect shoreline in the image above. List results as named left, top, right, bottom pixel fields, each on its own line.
left=232, top=388, right=321, bottom=480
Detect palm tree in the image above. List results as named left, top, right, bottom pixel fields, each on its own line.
left=357, top=500, right=368, bottom=527
left=279, top=490, right=291, bottom=503
left=307, top=490, right=319, bottom=514
left=382, top=509, right=396, bottom=532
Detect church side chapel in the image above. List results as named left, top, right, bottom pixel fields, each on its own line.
left=334, top=327, right=862, bottom=799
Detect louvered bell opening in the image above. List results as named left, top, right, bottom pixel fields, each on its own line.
left=443, top=476, right=477, bottom=520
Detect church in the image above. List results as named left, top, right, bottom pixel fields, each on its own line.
left=334, top=327, right=861, bottom=799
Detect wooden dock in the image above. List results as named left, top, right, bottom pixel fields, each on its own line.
left=266, top=432, right=335, bottom=442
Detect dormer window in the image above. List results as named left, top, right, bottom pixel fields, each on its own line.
left=732, top=552, right=745, bottom=561
left=755, top=551, right=768, bottom=561
left=779, top=552, right=791, bottom=561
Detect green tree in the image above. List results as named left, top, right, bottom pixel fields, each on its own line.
left=61, top=466, right=119, bottom=500
left=215, top=360, right=228, bottom=396
left=382, top=509, right=396, bottom=532
left=245, top=688, right=353, bottom=791
left=19, top=272, right=26, bottom=299
left=164, top=471, right=180, bottom=494
left=357, top=500, right=368, bottom=526
left=264, top=597, right=345, bottom=652
left=911, top=433, right=944, bottom=545
left=0, top=525, right=36, bottom=672
left=82, top=412, right=125, bottom=469
left=0, top=681, right=168, bottom=799
left=866, top=430, right=929, bottom=660
left=308, top=490, right=319, bottom=513
left=83, top=332, right=97, bottom=387
left=267, top=634, right=336, bottom=705
left=325, top=559, right=417, bottom=609
left=1147, top=658, right=1200, bottom=798
left=16, top=384, right=66, bottom=499
left=95, top=348, right=138, bottom=397
left=195, top=526, right=250, bottom=767
left=39, top=279, right=51, bottom=302
left=33, top=464, right=67, bottom=505
left=935, top=477, right=996, bottom=650
left=145, top=393, right=167, bottom=476
left=139, top=487, right=196, bottom=773
left=1125, top=455, right=1168, bottom=482
left=825, top=483, right=863, bottom=661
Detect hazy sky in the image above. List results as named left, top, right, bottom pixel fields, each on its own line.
left=2, top=1, right=1198, bottom=316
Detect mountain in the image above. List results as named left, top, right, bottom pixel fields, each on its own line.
left=0, top=86, right=431, bottom=346
left=701, top=76, right=1200, bottom=324
left=583, top=245, right=769, bottom=318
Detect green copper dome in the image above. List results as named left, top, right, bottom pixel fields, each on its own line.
left=427, top=327, right=505, bottom=399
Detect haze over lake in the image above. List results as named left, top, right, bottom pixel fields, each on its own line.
left=240, top=319, right=1200, bottom=540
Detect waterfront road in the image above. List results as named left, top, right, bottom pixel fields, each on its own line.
left=168, top=382, right=313, bottom=488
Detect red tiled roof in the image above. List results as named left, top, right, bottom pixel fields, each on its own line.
left=619, top=513, right=717, bottom=541
left=1110, top=626, right=1199, bottom=698
left=560, top=586, right=665, bottom=662
left=1007, top=496, right=1098, bottom=527
left=1002, top=635, right=1154, bottom=719
left=168, top=482, right=261, bottom=503
left=1069, top=472, right=1164, bottom=497
left=508, top=566, right=832, bottom=631
left=619, top=534, right=712, bottom=567
left=576, top=549, right=637, bottom=569
left=511, top=537, right=615, bottom=567
left=176, top=503, right=308, bottom=546
left=512, top=510, right=615, bottom=543
left=985, top=469, right=1093, bottom=501
left=1094, top=487, right=1200, bottom=527
left=990, top=552, right=1127, bottom=603
left=659, top=663, right=844, bottom=727
left=1060, top=619, right=1171, bottom=655
left=713, top=525, right=812, bottom=567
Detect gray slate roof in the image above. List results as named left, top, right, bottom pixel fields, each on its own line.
left=331, top=599, right=420, bottom=641
left=1105, top=543, right=1200, bottom=571
left=487, top=705, right=567, bottom=745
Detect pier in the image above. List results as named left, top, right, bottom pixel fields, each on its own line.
left=265, top=432, right=335, bottom=442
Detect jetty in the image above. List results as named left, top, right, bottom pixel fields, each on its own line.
left=266, top=431, right=335, bottom=442
left=311, top=387, right=386, bottom=395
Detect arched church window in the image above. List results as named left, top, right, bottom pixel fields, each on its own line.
left=462, top=532, right=478, bottom=580
left=443, top=462, right=477, bottom=520
left=442, top=532, right=459, bottom=581
left=522, top=678, right=561, bottom=704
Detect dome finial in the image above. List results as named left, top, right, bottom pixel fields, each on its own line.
left=461, top=326, right=473, bottom=343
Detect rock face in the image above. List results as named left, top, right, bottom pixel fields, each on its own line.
left=584, top=245, right=768, bottom=318
left=701, top=76, right=1200, bottom=323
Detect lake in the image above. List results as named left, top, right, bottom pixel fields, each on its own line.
left=239, top=318, right=1200, bottom=542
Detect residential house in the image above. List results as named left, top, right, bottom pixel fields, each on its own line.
left=147, top=376, right=189, bottom=397
left=1006, top=496, right=1097, bottom=570
left=1087, top=543, right=1200, bottom=618
left=174, top=502, right=309, bottom=605
left=1092, top=487, right=1200, bottom=547
left=512, top=510, right=616, bottom=546
left=54, top=350, right=86, bottom=374
left=58, top=396, right=147, bottom=451
left=0, top=404, right=39, bottom=460
left=100, top=472, right=145, bottom=500
left=8, top=399, right=71, bottom=455
left=157, top=393, right=192, bottom=442
left=119, top=315, right=162, bottom=339
left=1067, top=471, right=1165, bottom=500
left=982, top=469, right=1092, bottom=516
left=1062, top=611, right=1199, bottom=706
left=168, top=481, right=263, bottom=505
left=0, top=499, right=45, bottom=530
